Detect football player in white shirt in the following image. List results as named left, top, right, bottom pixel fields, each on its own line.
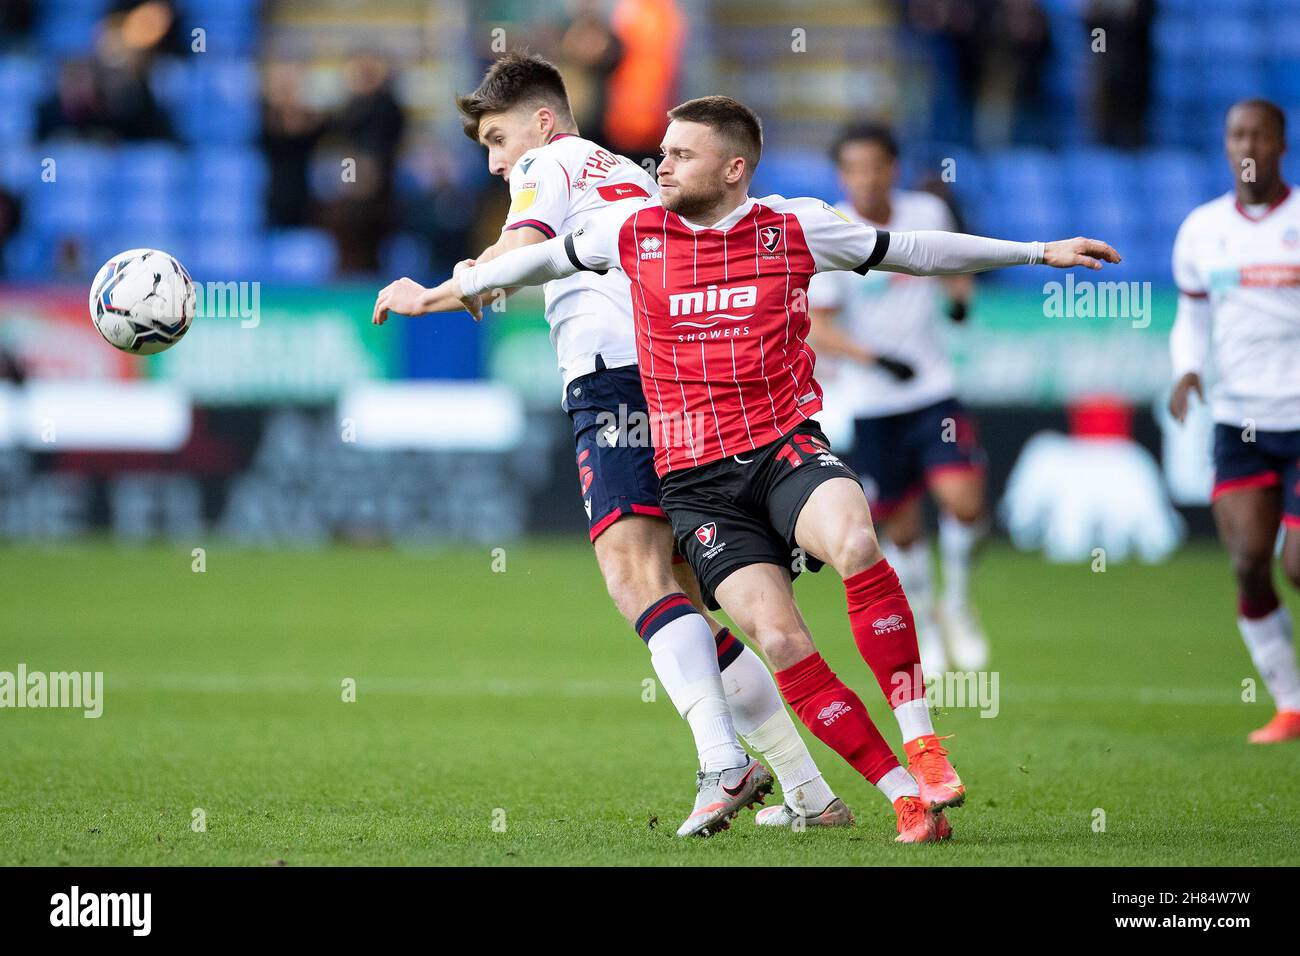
left=377, top=54, right=848, bottom=833
left=1169, top=98, right=1300, bottom=744
left=807, top=125, right=989, bottom=675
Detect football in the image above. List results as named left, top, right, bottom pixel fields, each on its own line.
left=88, top=248, right=196, bottom=355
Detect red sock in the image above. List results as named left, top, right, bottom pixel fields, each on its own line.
left=845, top=558, right=924, bottom=707
left=774, top=652, right=899, bottom=784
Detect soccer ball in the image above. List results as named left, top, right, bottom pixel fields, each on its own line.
left=89, top=248, right=196, bottom=355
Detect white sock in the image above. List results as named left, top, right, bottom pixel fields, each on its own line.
left=884, top=537, right=945, bottom=673
left=938, top=512, right=984, bottom=613
left=875, top=765, right=919, bottom=803
left=723, top=642, right=836, bottom=813
left=1239, top=606, right=1300, bottom=711
left=646, top=611, right=747, bottom=771
left=893, top=696, right=935, bottom=744
left=884, top=537, right=934, bottom=619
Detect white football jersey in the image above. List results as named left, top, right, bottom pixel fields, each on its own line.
left=503, top=133, right=656, bottom=393
left=1172, top=187, right=1300, bottom=430
left=806, top=191, right=958, bottom=417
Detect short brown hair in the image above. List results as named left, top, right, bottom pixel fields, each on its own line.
left=455, top=51, right=573, bottom=142
left=667, top=96, right=764, bottom=180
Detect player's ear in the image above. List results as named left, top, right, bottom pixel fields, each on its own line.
left=725, top=157, right=745, bottom=186
left=535, top=106, right=554, bottom=138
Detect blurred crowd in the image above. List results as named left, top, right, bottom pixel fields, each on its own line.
left=0, top=0, right=1264, bottom=285
left=903, top=0, right=1154, bottom=149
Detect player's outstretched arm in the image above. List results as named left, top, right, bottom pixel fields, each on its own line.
left=876, top=231, right=1120, bottom=276
left=457, top=235, right=582, bottom=301
left=372, top=276, right=482, bottom=325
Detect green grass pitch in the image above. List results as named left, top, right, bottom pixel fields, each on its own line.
left=1, top=539, right=1296, bottom=866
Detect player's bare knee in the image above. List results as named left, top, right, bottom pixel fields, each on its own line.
left=945, top=501, right=985, bottom=526
left=752, top=624, right=814, bottom=671
left=831, top=523, right=884, bottom=577
left=601, top=561, right=677, bottom=625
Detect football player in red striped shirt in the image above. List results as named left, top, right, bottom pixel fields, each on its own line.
left=381, top=96, right=1119, bottom=842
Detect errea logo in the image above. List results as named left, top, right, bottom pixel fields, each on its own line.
left=639, top=236, right=663, bottom=260
left=873, top=613, right=906, bottom=634
left=817, top=700, right=851, bottom=725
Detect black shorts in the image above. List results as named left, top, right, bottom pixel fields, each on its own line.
left=658, top=421, right=862, bottom=609
left=564, top=362, right=667, bottom=541
left=851, top=397, right=986, bottom=519
left=1212, top=423, right=1300, bottom=528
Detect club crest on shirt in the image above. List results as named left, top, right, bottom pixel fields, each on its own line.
left=760, top=226, right=782, bottom=253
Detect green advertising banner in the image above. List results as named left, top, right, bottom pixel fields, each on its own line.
left=484, top=286, right=1182, bottom=408
left=146, top=285, right=398, bottom=404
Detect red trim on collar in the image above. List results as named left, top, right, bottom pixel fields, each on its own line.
left=1234, top=185, right=1292, bottom=222
left=547, top=132, right=577, bottom=143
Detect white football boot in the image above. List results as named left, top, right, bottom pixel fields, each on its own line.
left=754, top=797, right=855, bottom=829
left=943, top=600, right=990, bottom=671
left=676, top=755, right=774, bottom=837
left=917, top=604, right=949, bottom=677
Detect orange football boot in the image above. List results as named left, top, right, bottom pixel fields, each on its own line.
left=1248, top=710, right=1300, bottom=744
left=905, top=733, right=966, bottom=810
left=893, top=796, right=946, bottom=843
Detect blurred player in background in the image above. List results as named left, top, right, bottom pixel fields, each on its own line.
left=391, top=95, right=1121, bottom=841
left=808, top=124, right=989, bottom=675
left=382, top=53, right=849, bottom=835
left=1169, top=98, right=1300, bottom=744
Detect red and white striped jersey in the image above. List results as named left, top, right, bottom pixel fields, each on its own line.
left=569, top=195, right=888, bottom=474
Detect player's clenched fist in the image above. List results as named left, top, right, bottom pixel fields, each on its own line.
left=1042, top=237, right=1122, bottom=271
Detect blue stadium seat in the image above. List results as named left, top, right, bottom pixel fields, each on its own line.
left=2, top=229, right=54, bottom=279
left=1198, top=14, right=1260, bottom=60
left=1061, top=149, right=1141, bottom=203
left=174, top=61, right=260, bottom=144
left=381, top=233, right=433, bottom=280
left=264, top=229, right=337, bottom=284
left=117, top=143, right=187, bottom=192
left=192, top=144, right=267, bottom=193
left=750, top=150, right=837, bottom=202
left=36, top=8, right=104, bottom=57
left=195, top=187, right=264, bottom=232
left=189, top=233, right=259, bottom=281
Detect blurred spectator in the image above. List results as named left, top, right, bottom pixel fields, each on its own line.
left=972, top=0, right=1052, bottom=149
left=0, top=0, right=34, bottom=48
left=558, top=1, right=624, bottom=145
left=109, top=0, right=186, bottom=57
left=322, top=54, right=406, bottom=273
left=906, top=0, right=1051, bottom=148
left=0, top=187, right=20, bottom=279
left=37, top=59, right=114, bottom=140
left=260, top=63, right=326, bottom=228
left=1085, top=0, right=1154, bottom=149
left=37, top=17, right=177, bottom=142
left=93, top=14, right=177, bottom=140
left=603, top=0, right=683, bottom=168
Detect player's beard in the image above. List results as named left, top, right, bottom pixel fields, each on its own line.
left=660, top=179, right=726, bottom=221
